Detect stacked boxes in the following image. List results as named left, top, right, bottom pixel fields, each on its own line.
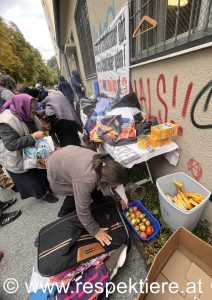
left=151, top=123, right=178, bottom=140
left=137, top=123, right=178, bottom=149
left=147, top=135, right=172, bottom=148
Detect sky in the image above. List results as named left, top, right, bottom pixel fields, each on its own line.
left=0, top=0, right=55, bottom=61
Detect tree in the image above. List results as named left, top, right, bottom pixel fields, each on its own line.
left=0, top=18, right=56, bottom=86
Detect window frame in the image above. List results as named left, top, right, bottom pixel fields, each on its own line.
left=74, top=0, right=96, bottom=78
left=130, top=0, right=212, bottom=65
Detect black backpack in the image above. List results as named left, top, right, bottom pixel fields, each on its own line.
left=38, top=200, right=129, bottom=277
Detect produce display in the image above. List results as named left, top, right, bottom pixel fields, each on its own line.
left=125, top=206, right=155, bottom=239
left=166, top=180, right=205, bottom=210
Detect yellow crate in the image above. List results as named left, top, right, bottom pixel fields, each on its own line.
left=147, top=134, right=172, bottom=148
left=151, top=123, right=178, bottom=140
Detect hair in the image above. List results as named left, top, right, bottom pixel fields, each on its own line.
left=0, top=75, right=16, bottom=91
left=28, top=87, right=40, bottom=98
left=59, top=75, right=65, bottom=82
left=93, top=158, right=128, bottom=187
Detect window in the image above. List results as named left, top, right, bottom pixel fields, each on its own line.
left=130, top=0, right=212, bottom=64
left=75, top=0, right=96, bottom=78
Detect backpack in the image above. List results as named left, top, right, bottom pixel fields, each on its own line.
left=38, top=200, right=129, bottom=277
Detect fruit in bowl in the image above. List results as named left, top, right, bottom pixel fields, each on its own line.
left=125, top=205, right=155, bottom=239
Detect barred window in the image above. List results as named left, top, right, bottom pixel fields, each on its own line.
left=75, top=0, right=96, bottom=78
left=130, top=0, right=212, bottom=64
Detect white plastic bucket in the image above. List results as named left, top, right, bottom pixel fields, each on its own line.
left=156, top=172, right=211, bottom=232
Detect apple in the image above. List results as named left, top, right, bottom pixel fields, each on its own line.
left=128, top=217, right=132, bottom=221
left=140, top=232, right=147, bottom=239
left=129, top=207, right=133, bottom=213
left=125, top=211, right=130, bottom=217
left=145, top=220, right=150, bottom=226
left=150, top=226, right=154, bottom=234
left=131, top=213, right=136, bottom=219
left=146, top=226, right=153, bottom=236
left=140, top=225, right=146, bottom=232
left=142, top=218, right=147, bottom=223
left=135, top=211, right=141, bottom=217
left=136, top=218, right=142, bottom=224
left=135, top=225, right=140, bottom=231
left=133, top=206, right=138, bottom=212
left=131, top=218, right=137, bottom=226
left=140, top=213, right=146, bottom=219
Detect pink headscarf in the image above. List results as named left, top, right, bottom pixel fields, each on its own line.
left=1, top=93, right=34, bottom=122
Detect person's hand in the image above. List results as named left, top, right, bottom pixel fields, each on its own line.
left=120, top=200, right=129, bottom=209
left=81, top=86, right=85, bottom=91
left=32, top=131, right=44, bottom=140
left=95, top=228, right=112, bottom=246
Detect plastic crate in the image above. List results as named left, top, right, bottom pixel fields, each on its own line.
left=123, top=201, right=160, bottom=241
left=156, top=172, right=211, bottom=232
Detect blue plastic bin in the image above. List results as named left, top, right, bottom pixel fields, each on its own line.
left=123, top=201, right=160, bottom=241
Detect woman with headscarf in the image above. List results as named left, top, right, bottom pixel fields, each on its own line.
left=37, top=90, right=82, bottom=147
left=0, top=94, right=58, bottom=203
left=58, top=75, right=74, bottom=105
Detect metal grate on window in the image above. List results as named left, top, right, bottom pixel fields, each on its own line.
left=130, top=0, right=212, bottom=64
left=75, top=0, right=96, bottom=78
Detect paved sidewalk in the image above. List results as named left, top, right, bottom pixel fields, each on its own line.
left=0, top=189, right=147, bottom=300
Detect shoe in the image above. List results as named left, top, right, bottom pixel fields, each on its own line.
left=0, top=251, right=3, bottom=262
left=58, top=196, right=75, bottom=217
left=43, top=194, right=58, bottom=203
left=0, top=210, right=22, bottom=228
left=0, top=198, right=17, bottom=212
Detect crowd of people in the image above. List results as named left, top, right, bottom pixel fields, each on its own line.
left=0, top=70, right=128, bottom=261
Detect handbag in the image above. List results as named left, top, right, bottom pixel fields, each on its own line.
left=23, top=136, right=55, bottom=170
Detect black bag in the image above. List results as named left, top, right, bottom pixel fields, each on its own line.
left=38, top=200, right=129, bottom=277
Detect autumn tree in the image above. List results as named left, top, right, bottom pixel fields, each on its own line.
left=0, top=18, right=56, bottom=86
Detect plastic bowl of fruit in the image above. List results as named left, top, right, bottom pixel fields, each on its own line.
left=123, top=201, right=160, bottom=241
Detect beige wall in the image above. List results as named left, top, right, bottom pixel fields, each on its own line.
left=131, top=48, right=212, bottom=223
left=87, top=0, right=125, bottom=43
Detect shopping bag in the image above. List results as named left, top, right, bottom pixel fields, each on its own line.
left=23, top=136, right=55, bottom=170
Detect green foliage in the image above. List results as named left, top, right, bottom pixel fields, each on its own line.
left=0, top=17, right=56, bottom=86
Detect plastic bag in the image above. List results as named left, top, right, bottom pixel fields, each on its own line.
left=23, top=136, right=55, bottom=170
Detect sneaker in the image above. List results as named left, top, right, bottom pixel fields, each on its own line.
left=0, top=198, right=17, bottom=212
left=43, top=194, right=58, bottom=203
left=0, top=210, right=22, bottom=228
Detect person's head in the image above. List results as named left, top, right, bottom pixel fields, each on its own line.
left=0, top=75, right=16, bottom=92
left=28, top=87, right=40, bottom=99
left=93, top=157, right=128, bottom=195
left=1, top=94, right=38, bottom=122
left=71, top=70, right=80, bottom=78
left=59, top=75, right=65, bottom=82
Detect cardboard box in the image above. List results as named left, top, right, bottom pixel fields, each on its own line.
left=136, top=227, right=212, bottom=300
left=137, top=135, right=148, bottom=149
left=147, top=135, right=172, bottom=148
left=151, top=123, right=178, bottom=140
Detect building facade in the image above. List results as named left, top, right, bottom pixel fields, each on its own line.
left=42, top=0, right=212, bottom=223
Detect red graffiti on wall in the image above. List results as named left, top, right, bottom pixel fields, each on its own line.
left=187, top=158, right=203, bottom=181
left=132, top=74, right=193, bottom=133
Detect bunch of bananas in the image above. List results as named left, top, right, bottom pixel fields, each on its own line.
left=165, top=180, right=205, bottom=211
